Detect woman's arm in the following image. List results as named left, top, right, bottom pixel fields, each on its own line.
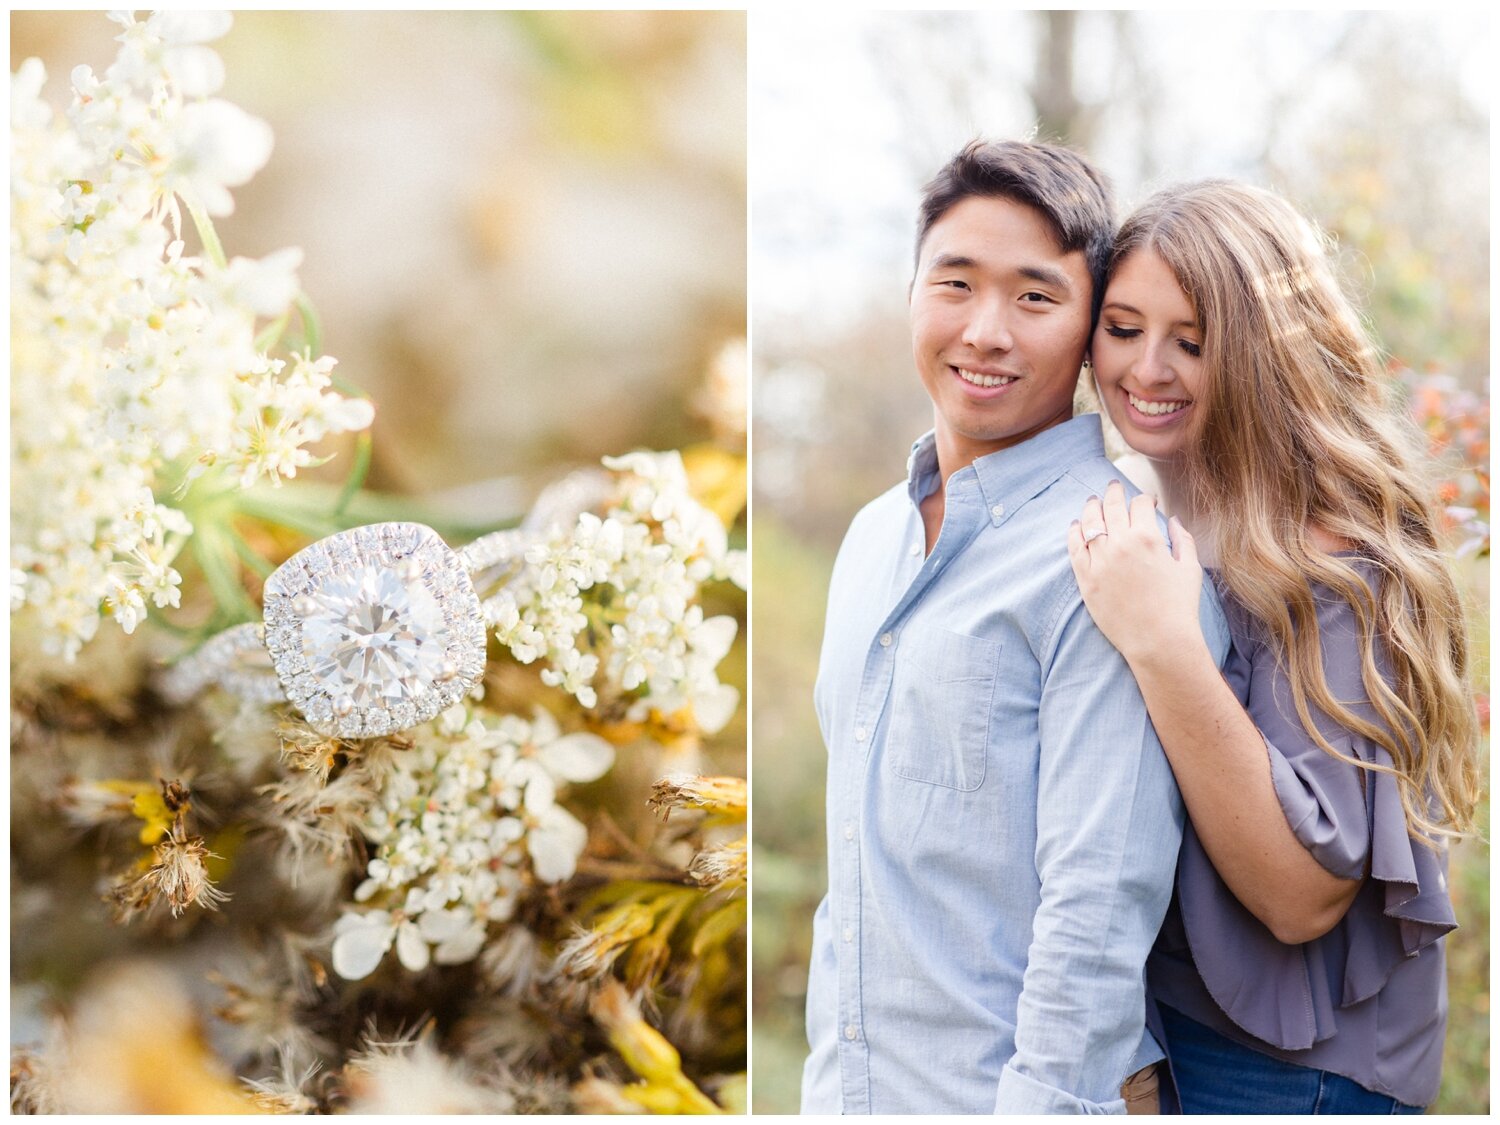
left=1068, top=482, right=1361, bottom=945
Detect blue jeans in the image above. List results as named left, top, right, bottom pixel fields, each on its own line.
left=1160, top=1004, right=1425, bottom=1114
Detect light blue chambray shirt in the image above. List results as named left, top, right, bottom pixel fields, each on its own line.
left=801, top=415, right=1230, bottom=1115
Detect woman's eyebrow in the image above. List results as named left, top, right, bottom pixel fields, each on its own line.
left=1100, top=300, right=1200, bottom=330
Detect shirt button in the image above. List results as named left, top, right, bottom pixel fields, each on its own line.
left=854, top=725, right=867, bottom=742
left=844, top=823, right=854, bottom=841
left=842, top=927, right=853, bottom=943
left=991, top=503, right=1005, bottom=518
left=879, top=632, right=893, bottom=647
left=909, top=543, right=921, bottom=556
left=844, top=1025, right=858, bottom=1041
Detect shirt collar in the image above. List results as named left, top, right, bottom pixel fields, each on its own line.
left=906, top=414, right=1106, bottom=526
left=905, top=431, right=941, bottom=507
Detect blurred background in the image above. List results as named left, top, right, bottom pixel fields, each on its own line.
left=750, top=11, right=1489, bottom=1114
left=12, top=10, right=746, bottom=507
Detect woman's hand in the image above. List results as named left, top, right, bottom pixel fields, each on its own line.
left=1067, top=479, right=1204, bottom=668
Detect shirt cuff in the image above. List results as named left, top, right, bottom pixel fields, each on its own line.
left=993, top=1064, right=1127, bottom=1115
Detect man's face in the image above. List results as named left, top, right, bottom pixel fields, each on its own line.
left=909, top=195, right=1094, bottom=469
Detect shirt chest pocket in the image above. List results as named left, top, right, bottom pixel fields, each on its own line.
left=883, top=625, right=1000, bottom=791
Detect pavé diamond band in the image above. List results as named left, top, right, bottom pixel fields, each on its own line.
left=160, top=522, right=532, bottom=739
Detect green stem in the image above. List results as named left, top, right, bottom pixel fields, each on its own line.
left=295, top=293, right=322, bottom=356
left=190, top=522, right=258, bottom=624
left=234, top=483, right=508, bottom=543
left=333, top=431, right=374, bottom=518
left=229, top=527, right=276, bottom=579
left=254, top=310, right=290, bottom=353
left=186, top=199, right=228, bottom=271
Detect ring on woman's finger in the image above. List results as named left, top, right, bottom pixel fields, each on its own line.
left=1083, top=527, right=1108, bottom=545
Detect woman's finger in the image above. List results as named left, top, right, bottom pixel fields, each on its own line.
left=1169, top=516, right=1198, bottom=566
left=1128, top=491, right=1157, bottom=535
left=1102, top=479, right=1131, bottom=534
left=1066, top=519, right=1089, bottom=578
left=1079, top=495, right=1107, bottom=545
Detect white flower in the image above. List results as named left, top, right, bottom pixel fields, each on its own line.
left=144, top=10, right=234, bottom=46
left=527, top=805, right=589, bottom=884
left=217, top=248, right=303, bottom=316
left=330, top=910, right=398, bottom=979
left=331, top=704, right=613, bottom=978
left=483, top=451, right=744, bottom=732
left=171, top=99, right=274, bottom=215
left=11, top=16, right=372, bottom=665
left=420, top=908, right=488, bottom=965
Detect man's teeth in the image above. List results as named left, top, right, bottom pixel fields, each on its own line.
left=1128, top=392, right=1189, bottom=417
left=957, top=367, right=1017, bottom=389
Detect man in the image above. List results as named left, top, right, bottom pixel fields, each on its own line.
left=800, top=140, right=1230, bottom=1114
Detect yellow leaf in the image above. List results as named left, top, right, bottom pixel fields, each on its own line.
left=680, top=445, right=746, bottom=529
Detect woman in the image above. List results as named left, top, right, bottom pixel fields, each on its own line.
left=1066, top=181, right=1481, bottom=1113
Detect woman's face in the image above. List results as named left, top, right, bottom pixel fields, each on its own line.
left=1091, top=248, right=1204, bottom=464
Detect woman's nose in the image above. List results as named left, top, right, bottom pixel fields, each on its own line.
left=1132, top=342, right=1176, bottom=386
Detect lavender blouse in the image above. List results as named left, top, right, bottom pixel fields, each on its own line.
left=1148, top=558, right=1458, bottom=1108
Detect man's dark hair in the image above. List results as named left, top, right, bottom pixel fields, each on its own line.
left=916, top=139, right=1115, bottom=319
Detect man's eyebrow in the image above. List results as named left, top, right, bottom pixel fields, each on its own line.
left=1018, top=264, right=1072, bottom=290
left=926, top=253, right=976, bottom=272
left=925, top=256, right=1073, bottom=292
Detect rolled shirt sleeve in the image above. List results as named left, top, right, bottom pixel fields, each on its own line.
left=997, top=582, right=1229, bottom=1114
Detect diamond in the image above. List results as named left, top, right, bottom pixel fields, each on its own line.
left=265, top=523, right=485, bottom=736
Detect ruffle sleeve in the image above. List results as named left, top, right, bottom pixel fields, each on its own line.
left=1180, top=568, right=1457, bottom=1048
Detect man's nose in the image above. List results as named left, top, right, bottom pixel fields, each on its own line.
left=961, top=299, right=1013, bottom=352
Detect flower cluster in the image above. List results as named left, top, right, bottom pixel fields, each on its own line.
left=11, top=12, right=372, bottom=663
left=487, top=451, right=747, bottom=733
left=1398, top=364, right=1489, bottom=558
left=330, top=704, right=614, bottom=980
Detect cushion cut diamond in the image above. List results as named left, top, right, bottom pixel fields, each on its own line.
left=302, top=567, right=449, bottom=706
left=263, top=523, right=485, bottom=737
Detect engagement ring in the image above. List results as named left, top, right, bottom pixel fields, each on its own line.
left=160, top=522, right=532, bottom=739
left=1083, top=528, right=1108, bottom=545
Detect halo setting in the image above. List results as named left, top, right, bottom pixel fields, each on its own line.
left=262, top=523, right=486, bottom=737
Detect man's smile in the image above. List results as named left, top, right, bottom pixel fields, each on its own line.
left=952, top=364, right=1021, bottom=394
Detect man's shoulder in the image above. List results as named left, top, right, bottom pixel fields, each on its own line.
left=1053, top=453, right=1138, bottom=501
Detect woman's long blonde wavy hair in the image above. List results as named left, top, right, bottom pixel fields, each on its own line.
left=1112, top=180, right=1481, bottom=844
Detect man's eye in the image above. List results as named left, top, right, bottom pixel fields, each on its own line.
left=938, top=279, right=969, bottom=290
left=1178, top=339, right=1202, bottom=357
left=1104, top=325, right=1140, bottom=339
left=1020, top=292, right=1052, bottom=303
